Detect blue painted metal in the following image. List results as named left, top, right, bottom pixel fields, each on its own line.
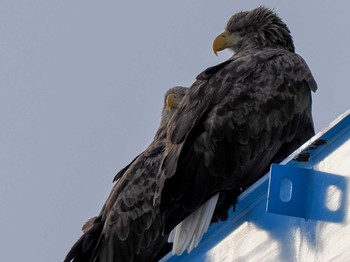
left=267, top=164, right=348, bottom=222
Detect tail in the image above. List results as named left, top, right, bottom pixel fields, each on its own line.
left=168, top=193, right=219, bottom=255
left=64, top=216, right=104, bottom=262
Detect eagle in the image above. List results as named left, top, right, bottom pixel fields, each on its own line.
left=64, top=86, right=188, bottom=262
left=155, top=6, right=317, bottom=254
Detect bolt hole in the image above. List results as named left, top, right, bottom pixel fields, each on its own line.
left=280, top=178, right=292, bottom=202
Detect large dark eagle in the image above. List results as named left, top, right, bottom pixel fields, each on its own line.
left=155, top=6, right=317, bottom=254
left=64, top=86, right=188, bottom=262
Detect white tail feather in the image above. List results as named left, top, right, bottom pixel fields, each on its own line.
left=168, top=193, right=220, bottom=255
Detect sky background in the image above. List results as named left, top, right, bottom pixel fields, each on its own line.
left=1, top=1, right=349, bottom=261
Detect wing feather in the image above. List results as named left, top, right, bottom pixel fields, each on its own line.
left=94, top=143, right=168, bottom=262
left=65, top=141, right=171, bottom=262
left=158, top=48, right=316, bottom=233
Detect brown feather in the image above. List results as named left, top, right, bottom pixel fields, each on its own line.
left=157, top=7, right=317, bottom=234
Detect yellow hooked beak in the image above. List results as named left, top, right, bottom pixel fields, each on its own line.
left=212, top=31, right=241, bottom=56
left=166, top=94, right=177, bottom=111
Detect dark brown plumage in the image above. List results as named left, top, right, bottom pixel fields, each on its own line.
left=64, top=86, right=187, bottom=262
left=155, top=6, right=317, bottom=243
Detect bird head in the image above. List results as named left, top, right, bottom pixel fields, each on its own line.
left=155, top=86, right=188, bottom=140
left=213, top=6, right=295, bottom=55
left=164, top=86, right=187, bottom=112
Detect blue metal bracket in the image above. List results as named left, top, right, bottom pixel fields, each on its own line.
left=267, top=164, right=348, bottom=222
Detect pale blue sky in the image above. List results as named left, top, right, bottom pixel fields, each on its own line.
left=1, top=1, right=349, bottom=261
